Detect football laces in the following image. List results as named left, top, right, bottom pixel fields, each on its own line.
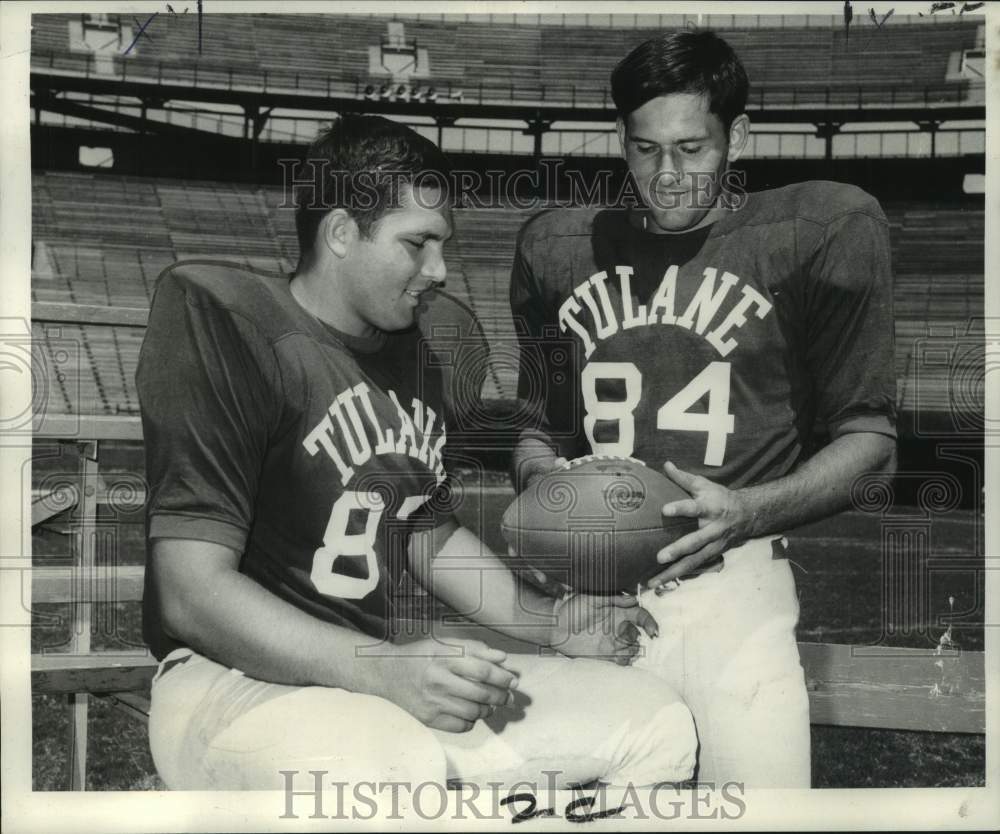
left=563, top=454, right=647, bottom=469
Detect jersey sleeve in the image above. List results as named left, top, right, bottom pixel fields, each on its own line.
left=803, top=202, right=897, bottom=439
left=510, top=220, right=549, bottom=424
left=136, top=268, right=282, bottom=552
left=509, top=218, right=588, bottom=462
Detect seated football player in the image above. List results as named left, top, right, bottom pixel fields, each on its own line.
left=508, top=30, right=897, bottom=788
left=136, top=114, right=697, bottom=791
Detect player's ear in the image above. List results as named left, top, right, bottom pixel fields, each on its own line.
left=726, top=114, right=751, bottom=163
left=616, top=117, right=628, bottom=159
left=320, top=209, right=356, bottom=258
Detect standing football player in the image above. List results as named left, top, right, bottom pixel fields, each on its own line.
left=509, top=30, right=897, bottom=787
left=137, top=114, right=698, bottom=791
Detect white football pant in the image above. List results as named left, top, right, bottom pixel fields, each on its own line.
left=148, top=628, right=697, bottom=790
left=633, top=535, right=811, bottom=788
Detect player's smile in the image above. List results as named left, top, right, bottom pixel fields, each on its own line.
left=404, top=283, right=437, bottom=300
left=381, top=188, right=450, bottom=316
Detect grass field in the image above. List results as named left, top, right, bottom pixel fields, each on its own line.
left=29, top=446, right=986, bottom=790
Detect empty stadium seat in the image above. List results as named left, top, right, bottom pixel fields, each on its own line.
left=31, top=172, right=983, bottom=433
left=30, top=14, right=980, bottom=106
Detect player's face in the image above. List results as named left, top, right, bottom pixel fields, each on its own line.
left=342, top=185, right=452, bottom=336
left=620, top=92, right=745, bottom=233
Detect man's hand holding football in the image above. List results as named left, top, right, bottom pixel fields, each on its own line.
left=646, top=461, right=754, bottom=591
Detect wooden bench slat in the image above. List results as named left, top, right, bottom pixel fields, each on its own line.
left=32, top=653, right=158, bottom=694
left=33, top=301, right=149, bottom=327
left=799, top=641, right=985, bottom=686
left=806, top=683, right=985, bottom=733
left=31, top=483, right=149, bottom=511
left=32, top=565, right=146, bottom=603
left=799, top=642, right=984, bottom=733
left=33, top=414, right=143, bottom=441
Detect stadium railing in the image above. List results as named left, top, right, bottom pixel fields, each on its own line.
left=32, top=50, right=975, bottom=111
left=29, top=299, right=986, bottom=790
left=423, top=13, right=981, bottom=29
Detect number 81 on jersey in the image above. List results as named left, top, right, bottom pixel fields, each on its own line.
left=581, top=361, right=734, bottom=466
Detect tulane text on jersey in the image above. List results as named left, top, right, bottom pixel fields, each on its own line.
left=558, top=264, right=772, bottom=359
left=303, top=382, right=448, bottom=488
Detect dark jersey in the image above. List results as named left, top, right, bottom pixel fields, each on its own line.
left=137, top=262, right=450, bottom=659
left=510, top=181, right=896, bottom=489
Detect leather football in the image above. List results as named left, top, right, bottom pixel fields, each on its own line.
left=501, top=455, right=699, bottom=593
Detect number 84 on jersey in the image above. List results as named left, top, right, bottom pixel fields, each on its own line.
left=582, top=360, right=734, bottom=466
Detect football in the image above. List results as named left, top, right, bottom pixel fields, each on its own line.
left=500, top=455, right=699, bottom=594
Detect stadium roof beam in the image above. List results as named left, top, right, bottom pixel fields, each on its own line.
left=522, top=116, right=553, bottom=163
left=915, top=120, right=943, bottom=158
left=32, top=93, right=238, bottom=143
left=243, top=105, right=274, bottom=169
left=434, top=115, right=457, bottom=148
left=814, top=122, right=844, bottom=161
left=30, top=72, right=986, bottom=129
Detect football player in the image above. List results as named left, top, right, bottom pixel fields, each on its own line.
left=509, top=30, right=897, bottom=787
left=137, top=115, right=698, bottom=790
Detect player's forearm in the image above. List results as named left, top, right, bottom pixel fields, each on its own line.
left=738, top=431, right=897, bottom=539
left=510, top=432, right=561, bottom=494
left=511, top=427, right=588, bottom=495
left=157, top=556, right=391, bottom=695
left=410, top=525, right=557, bottom=646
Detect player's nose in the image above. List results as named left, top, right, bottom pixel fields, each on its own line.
left=655, top=151, right=684, bottom=187
left=421, top=244, right=447, bottom=286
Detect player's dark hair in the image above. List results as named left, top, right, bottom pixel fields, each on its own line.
left=611, top=30, right=748, bottom=128
left=294, top=114, right=452, bottom=263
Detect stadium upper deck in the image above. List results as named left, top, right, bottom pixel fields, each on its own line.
left=31, top=13, right=982, bottom=108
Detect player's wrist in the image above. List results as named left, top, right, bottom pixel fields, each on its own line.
left=512, top=436, right=563, bottom=492
left=507, top=578, right=564, bottom=648
left=732, top=487, right=761, bottom=541
left=340, top=627, right=439, bottom=698
left=543, top=591, right=576, bottom=648
left=472, top=572, right=562, bottom=648
left=522, top=459, right=555, bottom=491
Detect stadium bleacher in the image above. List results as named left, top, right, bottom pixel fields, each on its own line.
left=30, top=14, right=980, bottom=105
left=31, top=171, right=984, bottom=431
